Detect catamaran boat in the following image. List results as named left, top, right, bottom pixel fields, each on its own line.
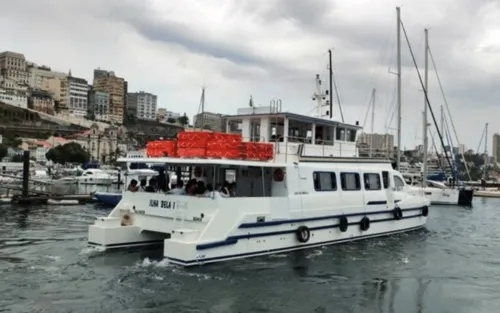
left=87, top=105, right=430, bottom=267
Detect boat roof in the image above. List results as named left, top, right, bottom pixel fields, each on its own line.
left=224, top=112, right=362, bottom=129
left=117, top=157, right=286, bottom=168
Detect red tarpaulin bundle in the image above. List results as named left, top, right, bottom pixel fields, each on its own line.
left=146, top=140, right=177, bottom=157
left=145, top=131, right=274, bottom=160
left=244, top=142, right=274, bottom=160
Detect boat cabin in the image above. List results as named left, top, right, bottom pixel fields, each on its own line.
left=224, top=106, right=362, bottom=162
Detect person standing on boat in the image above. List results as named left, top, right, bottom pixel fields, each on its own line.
left=157, top=168, right=168, bottom=192
left=193, top=166, right=206, bottom=184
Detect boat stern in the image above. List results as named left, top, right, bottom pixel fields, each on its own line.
left=88, top=213, right=166, bottom=249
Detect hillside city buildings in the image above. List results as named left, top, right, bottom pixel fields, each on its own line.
left=0, top=49, right=484, bottom=167
left=0, top=50, right=182, bottom=128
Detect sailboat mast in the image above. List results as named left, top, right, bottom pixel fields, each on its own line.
left=484, top=123, right=489, bottom=180
left=371, top=88, right=376, bottom=134
left=422, top=28, right=429, bottom=187
left=396, top=7, right=402, bottom=171
left=328, top=49, right=333, bottom=119
left=440, top=105, right=444, bottom=155
left=370, top=88, right=376, bottom=158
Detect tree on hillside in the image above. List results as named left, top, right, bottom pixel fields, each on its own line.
left=0, top=144, right=7, bottom=160
left=3, top=137, right=22, bottom=148
left=46, top=142, right=90, bottom=164
left=177, top=113, right=189, bottom=126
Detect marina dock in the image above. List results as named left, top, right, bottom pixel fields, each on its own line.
left=0, top=151, right=97, bottom=205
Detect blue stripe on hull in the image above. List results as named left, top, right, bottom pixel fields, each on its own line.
left=238, top=205, right=418, bottom=229
left=198, top=207, right=424, bottom=250
left=168, top=224, right=425, bottom=266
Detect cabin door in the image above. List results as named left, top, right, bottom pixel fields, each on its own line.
left=270, top=167, right=290, bottom=219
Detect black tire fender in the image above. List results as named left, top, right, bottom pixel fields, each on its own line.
left=422, top=206, right=429, bottom=217
left=393, top=206, right=403, bottom=220
left=296, top=225, right=310, bottom=243
left=339, top=215, right=348, bottom=232
left=360, top=216, right=370, bottom=231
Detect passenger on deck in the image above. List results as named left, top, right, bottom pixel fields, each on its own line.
left=216, top=183, right=229, bottom=198
left=220, top=181, right=230, bottom=197
left=195, top=181, right=206, bottom=195
left=157, top=169, right=168, bottom=192
left=145, top=178, right=157, bottom=193
left=127, top=179, right=139, bottom=192
left=139, top=179, right=147, bottom=191
left=168, top=180, right=186, bottom=195
left=230, top=182, right=237, bottom=197
left=186, top=179, right=197, bottom=195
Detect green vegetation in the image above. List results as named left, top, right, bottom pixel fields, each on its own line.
left=46, top=142, right=90, bottom=164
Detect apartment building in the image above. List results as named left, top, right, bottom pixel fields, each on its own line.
left=0, top=88, right=27, bottom=108
left=157, top=108, right=181, bottom=122
left=27, top=63, right=67, bottom=92
left=29, top=89, right=54, bottom=114
left=357, top=133, right=394, bottom=158
left=126, top=91, right=157, bottom=120
left=0, top=51, right=29, bottom=92
left=93, top=70, right=125, bottom=124
left=67, top=76, right=89, bottom=118
left=193, top=112, right=225, bottom=131
left=88, top=88, right=110, bottom=122
left=493, top=133, right=500, bottom=163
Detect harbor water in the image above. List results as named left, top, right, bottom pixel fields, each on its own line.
left=1, top=197, right=500, bottom=313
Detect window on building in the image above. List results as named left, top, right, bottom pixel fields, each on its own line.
left=313, top=172, right=337, bottom=191
left=363, top=173, right=381, bottom=190
left=340, top=173, right=361, bottom=191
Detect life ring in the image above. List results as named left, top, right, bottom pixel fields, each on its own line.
left=273, top=168, right=284, bottom=182
left=359, top=216, right=370, bottom=231
left=296, top=225, right=310, bottom=243
left=339, top=216, right=348, bottom=232
left=120, top=213, right=132, bottom=226
left=393, top=206, right=403, bottom=220
left=422, top=206, right=429, bottom=217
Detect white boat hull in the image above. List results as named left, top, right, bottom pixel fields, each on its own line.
left=88, top=192, right=429, bottom=267
left=407, top=186, right=473, bottom=206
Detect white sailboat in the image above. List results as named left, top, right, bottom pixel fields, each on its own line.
left=405, top=29, right=473, bottom=206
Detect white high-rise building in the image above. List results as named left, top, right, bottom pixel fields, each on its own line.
left=67, top=76, right=89, bottom=118
left=126, top=91, right=157, bottom=120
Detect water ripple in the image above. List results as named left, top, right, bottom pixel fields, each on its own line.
left=1, top=197, right=500, bottom=312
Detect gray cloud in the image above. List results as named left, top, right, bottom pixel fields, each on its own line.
left=1, top=0, right=499, bottom=149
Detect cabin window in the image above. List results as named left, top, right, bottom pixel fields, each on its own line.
left=348, top=129, right=357, bottom=142
left=313, top=172, right=337, bottom=191
left=335, top=128, right=345, bottom=140
left=393, top=175, right=405, bottom=191
left=363, top=173, right=381, bottom=190
left=340, top=173, right=361, bottom=191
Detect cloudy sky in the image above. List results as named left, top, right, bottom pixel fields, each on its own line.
left=1, top=0, right=499, bottom=152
